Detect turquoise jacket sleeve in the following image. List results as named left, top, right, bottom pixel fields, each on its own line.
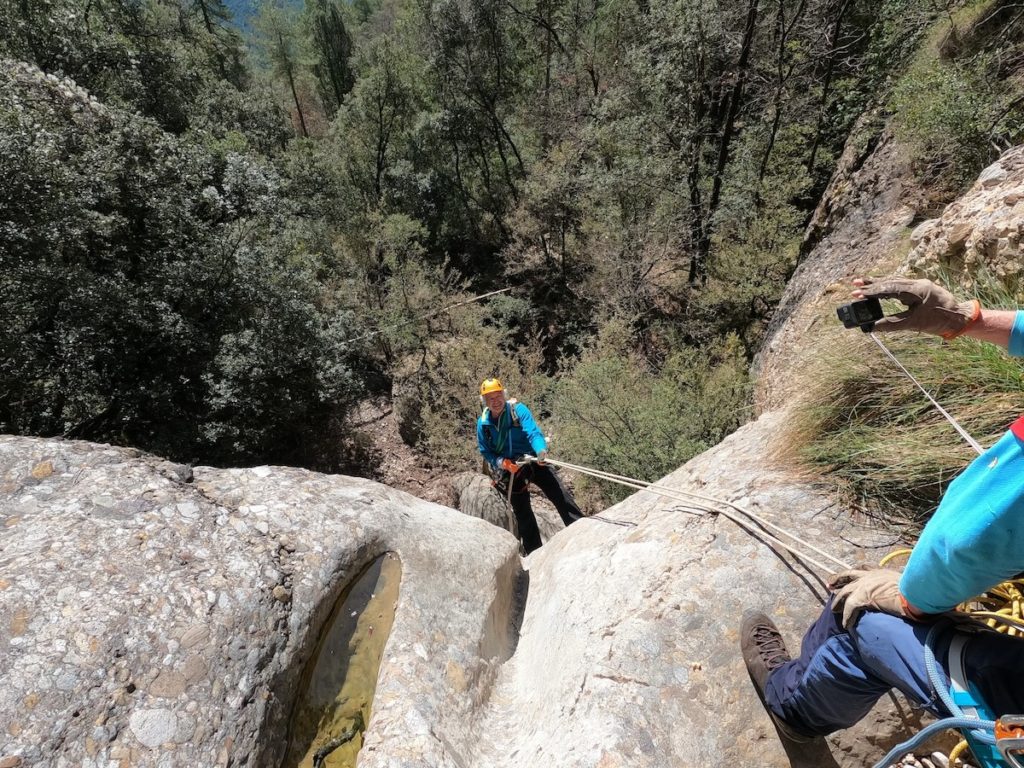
left=477, top=415, right=502, bottom=471
left=514, top=402, right=548, bottom=457
left=900, top=309, right=1024, bottom=612
left=1008, top=310, right=1024, bottom=357
left=899, top=429, right=1024, bottom=612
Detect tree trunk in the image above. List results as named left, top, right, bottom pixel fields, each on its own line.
left=279, top=31, right=308, bottom=138
left=806, top=0, right=852, bottom=174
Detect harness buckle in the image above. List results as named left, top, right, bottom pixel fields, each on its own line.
left=996, top=716, right=1024, bottom=768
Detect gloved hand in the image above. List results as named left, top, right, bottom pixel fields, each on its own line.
left=828, top=568, right=906, bottom=629
left=536, top=450, right=548, bottom=466
left=500, top=458, right=519, bottom=474
left=854, top=277, right=980, bottom=339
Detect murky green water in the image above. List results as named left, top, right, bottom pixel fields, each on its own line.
left=281, top=553, right=402, bottom=768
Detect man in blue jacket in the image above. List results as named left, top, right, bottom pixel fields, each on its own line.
left=741, top=277, right=1024, bottom=767
left=477, top=377, right=584, bottom=553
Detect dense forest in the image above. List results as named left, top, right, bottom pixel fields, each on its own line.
left=2, top=0, right=1023, bottom=505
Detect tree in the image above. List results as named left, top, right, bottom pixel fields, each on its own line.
left=255, top=0, right=312, bottom=137
left=306, top=0, right=356, bottom=115
left=0, top=63, right=365, bottom=469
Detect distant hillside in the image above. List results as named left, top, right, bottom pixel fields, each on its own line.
left=224, top=0, right=303, bottom=31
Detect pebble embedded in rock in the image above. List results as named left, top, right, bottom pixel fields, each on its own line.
left=178, top=625, right=209, bottom=649
left=129, top=708, right=178, bottom=748
left=149, top=670, right=186, bottom=699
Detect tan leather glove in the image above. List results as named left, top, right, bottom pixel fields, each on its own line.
left=828, top=568, right=905, bottom=629
left=856, top=277, right=980, bottom=339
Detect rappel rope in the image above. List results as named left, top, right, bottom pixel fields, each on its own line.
left=868, top=332, right=984, bottom=455
left=519, top=456, right=852, bottom=576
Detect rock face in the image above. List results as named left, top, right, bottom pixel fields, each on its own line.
left=2, top=116, right=998, bottom=768
left=1, top=424, right=922, bottom=768
left=451, top=472, right=517, bottom=533
left=754, top=116, right=923, bottom=412
left=906, top=146, right=1024, bottom=284
left=450, top=471, right=566, bottom=544
left=0, top=437, right=522, bottom=767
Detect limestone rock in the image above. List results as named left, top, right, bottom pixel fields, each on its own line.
left=451, top=472, right=516, bottom=533
left=0, top=436, right=520, bottom=767
left=1, top=424, right=918, bottom=768
left=435, top=413, right=918, bottom=768
left=906, top=147, right=1024, bottom=284
left=451, top=471, right=567, bottom=545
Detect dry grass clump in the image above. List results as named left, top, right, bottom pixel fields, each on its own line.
left=783, top=330, right=1024, bottom=532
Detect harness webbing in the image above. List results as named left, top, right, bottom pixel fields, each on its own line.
left=481, top=401, right=520, bottom=457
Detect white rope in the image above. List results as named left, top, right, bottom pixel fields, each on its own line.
left=533, top=457, right=851, bottom=576
left=868, top=333, right=984, bottom=455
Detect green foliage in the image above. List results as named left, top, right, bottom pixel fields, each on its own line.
left=0, top=0, right=249, bottom=132
left=0, top=65, right=365, bottom=469
left=544, top=325, right=751, bottom=507
left=892, top=55, right=999, bottom=188
left=2, top=0, right=993, bottom=496
left=891, top=2, right=1024, bottom=191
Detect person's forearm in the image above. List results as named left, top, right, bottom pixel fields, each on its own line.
left=962, top=308, right=1016, bottom=348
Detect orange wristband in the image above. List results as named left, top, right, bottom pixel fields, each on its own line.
left=899, top=594, right=930, bottom=621
left=942, top=299, right=982, bottom=340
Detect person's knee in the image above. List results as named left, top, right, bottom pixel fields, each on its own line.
left=849, top=611, right=906, bottom=648
left=849, top=611, right=927, bottom=683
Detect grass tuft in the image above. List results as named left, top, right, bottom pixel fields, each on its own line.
left=784, top=329, right=1024, bottom=533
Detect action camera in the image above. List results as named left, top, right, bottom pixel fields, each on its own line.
left=836, top=297, right=884, bottom=332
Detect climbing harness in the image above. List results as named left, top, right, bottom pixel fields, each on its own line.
left=873, top=621, right=1003, bottom=768
left=480, top=399, right=520, bottom=458
left=510, top=455, right=637, bottom=528
left=870, top=549, right=1024, bottom=767
left=865, top=333, right=1024, bottom=765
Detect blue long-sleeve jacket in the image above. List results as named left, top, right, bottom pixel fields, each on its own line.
left=477, top=400, right=547, bottom=472
left=900, top=310, right=1024, bottom=613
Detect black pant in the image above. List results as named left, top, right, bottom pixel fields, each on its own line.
left=504, top=464, right=583, bottom=554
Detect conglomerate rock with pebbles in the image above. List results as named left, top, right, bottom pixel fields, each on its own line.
left=1, top=417, right=931, bottom=768
left=907, top=145, right=1024, bottom=286
left=0, top=436, right=521, bottom=767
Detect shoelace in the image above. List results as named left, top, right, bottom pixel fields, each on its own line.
left=753, top=625, right=791, bottom=670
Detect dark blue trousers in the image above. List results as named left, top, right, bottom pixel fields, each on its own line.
left=765, top=599, right=1024, bottom=736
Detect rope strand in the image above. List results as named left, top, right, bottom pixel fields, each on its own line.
left=868, top=333, right=984, bottom=455
left=534, top=457, right=851, bottom=576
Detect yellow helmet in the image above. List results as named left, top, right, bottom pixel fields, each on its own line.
left=480, top=377, right=504, bottom=396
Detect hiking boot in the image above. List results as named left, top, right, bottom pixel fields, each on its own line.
left=740, top=611, right=817, bottom=745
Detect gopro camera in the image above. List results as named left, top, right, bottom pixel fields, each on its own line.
left=836, top=297, right=884, bottom=332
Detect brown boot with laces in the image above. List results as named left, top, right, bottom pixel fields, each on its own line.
left=740, top=611, right=825, bottom=750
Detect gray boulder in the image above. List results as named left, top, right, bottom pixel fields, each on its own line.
left=0, top=436, right=521, bottom=767
left=0, top=423, right=922, bottom=768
